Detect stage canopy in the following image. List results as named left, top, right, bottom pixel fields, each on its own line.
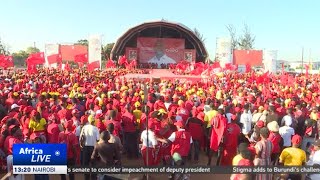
left=111, top=20, right=208, bottom=63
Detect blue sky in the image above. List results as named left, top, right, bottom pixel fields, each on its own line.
left=1, top=0, right=319, bottom=61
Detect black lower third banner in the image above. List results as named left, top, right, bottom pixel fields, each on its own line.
left=68, top=166, right=320, bottom=174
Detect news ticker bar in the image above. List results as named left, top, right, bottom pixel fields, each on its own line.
left=12, top=166, right=320, bottom=174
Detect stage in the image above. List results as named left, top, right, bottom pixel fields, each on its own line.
left=120, top=69, right=206, bottom=83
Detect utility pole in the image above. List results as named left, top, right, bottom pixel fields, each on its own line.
left=33, top=42, right=36, bottom=48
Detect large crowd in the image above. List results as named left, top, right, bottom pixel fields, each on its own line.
left=0, top=67, right=320, bottom=180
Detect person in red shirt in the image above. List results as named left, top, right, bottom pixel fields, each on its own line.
left=46, top=114, right=61, bottom=143
left=59, top=120, right=78, bottom=180
left=4, top=125, right=23, bottom=155
left=95, top=113, right=106, bottom=133
left=230, top=149, right=253, bottom=180
left=185, top=111, right=204, bottom=163
left=208, top=108, right=227, bottom=166
left=165, top=121, right=192, bottom=165
left=267, top=121, right=283, bottom=165
left=220, top=114, right=241, bottom=166
left=121, top=104, right=138, bottom=158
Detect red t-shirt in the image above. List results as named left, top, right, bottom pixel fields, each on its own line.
left=224, top=123, right=241, bottom=150
left=4, top=136, right=22, bottom=155
left=58, top=131, right=78, bottom=159
left=47, top=123, right=60, bottom=143
left=121, top=112, right=136, bottom=133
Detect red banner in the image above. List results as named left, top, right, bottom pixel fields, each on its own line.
left=137, top=37, right=185, bottom=66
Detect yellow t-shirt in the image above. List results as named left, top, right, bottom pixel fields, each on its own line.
left=310, top=112, right=318, bottom=121
left=232, top=154, right=243, bottom=166
left=29, top=118, right=47, bottom=132
left=204, top=110, right=218, bottom=128
left=133, top=109, right=142, bottom=129
left=279, top=147, right=306, bottom=166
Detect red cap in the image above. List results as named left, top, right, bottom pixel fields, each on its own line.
left=256, top=121, right=265, bottom=128
left=292, top=135, right=302, bottom=145
left=64, top=120, right=73, bottom=130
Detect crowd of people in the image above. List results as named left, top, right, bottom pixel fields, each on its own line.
left=0, top=67, right=320, bottom=180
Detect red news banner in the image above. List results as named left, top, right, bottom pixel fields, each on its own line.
left=68, top=166, right=320, bottom=174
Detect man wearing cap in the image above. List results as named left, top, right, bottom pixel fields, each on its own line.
left=307, top=139, right=320, bottom=180
left=220, top=114, right=241, bottom=166
left=140, top=121, right=158, bottom=166
left=79, top=115, right=100, bottom=180
left=165, top=121, right=192, bottom=165
left=59, top=120, right=78, bottom=180
left=279, top=134, right=306, bottom=180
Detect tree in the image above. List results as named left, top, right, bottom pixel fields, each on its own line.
left=0, top=38, right=10, bottom=55
left=75, top=39, right=88, bottom=46
left=226, top=23, right=255, bottom=50
left=194, top=28, right=206, bottom=43
left=103, top=43, right=114, bottom=59
left=26, top=47, right=40, bottom=54
left=238, top=23, right=255, bottom=50
left=226, top=24, right=238, bottom=50
left=12, top=46, right=40, bottom=67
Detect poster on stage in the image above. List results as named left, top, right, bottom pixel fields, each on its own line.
left=125, top=48, right=138, bottom=61
left=137, top=37, right=185, bottom=66
left=184, top=49, right=196, bottom=62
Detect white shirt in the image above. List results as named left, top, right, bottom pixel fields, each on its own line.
left=164, top=102, right=172, bottom=110
left=79, top=124, right=100, bottom=147
left=307, top=150, right=320, bottom=180
left=148, top=54, right=176, bottom=68
left=168, top=129, right=193, bottom=144
left=240, top=112, right=252, bottom=135
left=279, top=126, right=295, bottom=147
left=140, top=130, right=158, bottom=147
left=252, top=112, right=264, bottom=124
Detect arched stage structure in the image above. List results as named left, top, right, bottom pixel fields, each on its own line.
left=111, top=20, right=208, bottom=66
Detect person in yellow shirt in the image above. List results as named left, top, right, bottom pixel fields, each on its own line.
left=309, top=106, right=318, bottom=121
left=232, top=143, right=250, bottom=165
left=133, top=101, right=142, bottom=130
left=279, top=134, right=306, bottom=180
left=29, top=111, right=47, bottom=135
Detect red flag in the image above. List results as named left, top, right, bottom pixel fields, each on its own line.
left=245, top=63, right=251, bottom=73
left=74, top=53, right=88, bottom=63
left=304, top=64, right=309, bottom=77
left=105, top=59, right=115, bottom=69
left=47, top=54, right=62, bottom=64
left=225, top=63, right=232, bottom=70
left=64, top=62, right=70, bottom=71
left=0, top=55, right=14, bottom=68
left=27, top=52, right=45, bottom=65
left=211, top=61, right=221, bottom=69
left=88, top=61, right=100, bottom=71
left=118, top=55, right=128, bottom=66
left=27, top=63, right=37, bottom=74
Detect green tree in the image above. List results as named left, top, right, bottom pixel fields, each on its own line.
left=12, top=46, right=40, bottom=67
left=12, top=50, right=28, bottom=67
left=26, top=47, right=40, bottom=54
left=238, top=23, right=255, bottom=50
left=75, top=39, right=88, bottom=46
left=102, top=43, right=114, bottom=60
